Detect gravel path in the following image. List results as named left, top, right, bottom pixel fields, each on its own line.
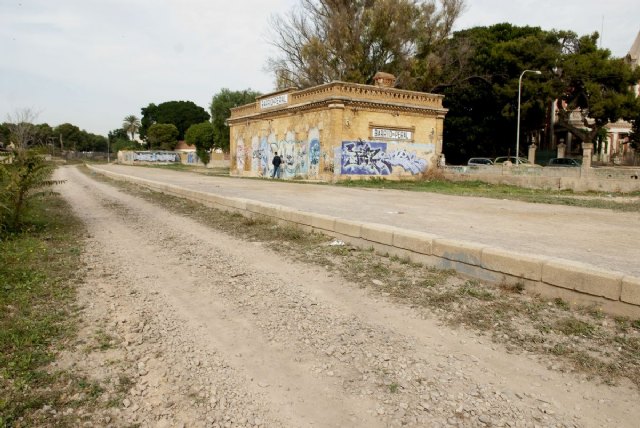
left=56, top=166, right=640, bottom=427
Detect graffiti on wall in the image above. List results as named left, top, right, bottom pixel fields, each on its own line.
left=342, top=141, right=390, bottom=175
left=308, top=127, right=320, bottom=179
left=186, top=152, right=199, bottom=164
left=133, top=151, right=180, bottom=162
left=340, top=141, right=432, bottom=175
left=276, top=134, right=308, bottom=178
left=386, top=149, right=427, bottom=174
left=236, top=139, right=245, bottom=170
left=235, top=128, right=433, bottom=178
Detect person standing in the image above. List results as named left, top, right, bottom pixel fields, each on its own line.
left=272, top=151, right=282, bottom=178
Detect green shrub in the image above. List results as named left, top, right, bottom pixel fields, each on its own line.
left=0, top=151, right=63, bottom=232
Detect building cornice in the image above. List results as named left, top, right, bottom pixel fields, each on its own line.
left=229, top=81, right=445, bottom=123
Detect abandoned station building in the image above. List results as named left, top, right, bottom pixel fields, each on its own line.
left=227, top=73, right=447, bottom=181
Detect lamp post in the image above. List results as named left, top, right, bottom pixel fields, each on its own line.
left=516, top=69, right=541, bottom=164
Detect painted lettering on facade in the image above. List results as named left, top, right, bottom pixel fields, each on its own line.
left=260, top=94, right=288, bottom=109
left=133, top=151, right=180, bottom=162
left=342, top=141, right=390, bottom=175
left=236, top=139, right=245, bottom=170
left=371, top=128, right=413, bottom=140
left=341, top=141, right=433, bottom=175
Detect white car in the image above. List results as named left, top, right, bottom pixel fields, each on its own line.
left=494, top=156, right=531, bottom=165
left=467, top=157, right=494, bottom=166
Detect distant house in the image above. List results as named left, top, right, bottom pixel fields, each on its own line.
left=174, top=140, right=196, bottom=152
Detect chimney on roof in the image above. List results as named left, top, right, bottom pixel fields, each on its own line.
left=372, top=72, right=396, bottom=88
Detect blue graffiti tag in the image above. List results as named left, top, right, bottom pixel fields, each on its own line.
left=309, top=139, right=320, bottom=166
left=341, top=141, right=391, bottom=175
left=385, top=149, right=427, bottom=174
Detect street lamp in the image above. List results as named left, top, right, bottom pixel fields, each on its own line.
left=516, top=69, right=542, bottom=164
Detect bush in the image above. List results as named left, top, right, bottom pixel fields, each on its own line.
left=0, top=151, right=63, bottom=232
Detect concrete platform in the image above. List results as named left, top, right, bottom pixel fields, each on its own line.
left=87, top=164, right=640, bottom=316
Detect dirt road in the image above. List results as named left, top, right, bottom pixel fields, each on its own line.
left=56, top=165, right=639, bottom=427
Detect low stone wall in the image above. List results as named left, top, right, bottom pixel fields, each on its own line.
left=88, top=165, right=640, bottom=317
left=117, top=150, right=229, bottom=169
left=444, top=165, right=640, bottom=193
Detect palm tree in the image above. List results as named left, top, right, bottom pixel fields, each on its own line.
left=122, top=115, right=141, bottom=141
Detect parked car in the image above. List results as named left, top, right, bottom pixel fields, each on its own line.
left=467, top=157, right=494, bottom=166
left=494, top=156, right=531, bottom=165
left=547, top=157, right=581, bottom=167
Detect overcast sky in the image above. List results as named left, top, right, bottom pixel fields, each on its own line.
left=1, top=0, right=639, bottom=137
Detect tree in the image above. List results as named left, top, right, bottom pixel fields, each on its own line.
left=436, top=24, right=559, bottom=163
left=122, top=115, right=141, bottom=140
left=139, top=101, right=210, bottom=140
left=81, top=133, right=108, bottom=152
left=55, top=123, right=84, bottom=151
left=139, top=103, right=157, bottom=140
left=185, top=122, right=215, bottom=164
left=108, top=128, right=136, bottom=153
left=630, top=113, right=640, bottom=151
left=146, top=123, right=179, bottom=150
left=551, top=34, right=640, bottom=149
left=430, top=24, right=640, bottom=164
left=210, top=88, right=261, bottom=151
left=267, top=0, right=466, bottom=89
left=5, top=108, right=40, bottom=152
left=53, top=124, right=108, bottom=152
left=108, top=128, right=130, bottom=142
left=0, top=123, right=10, bottom=147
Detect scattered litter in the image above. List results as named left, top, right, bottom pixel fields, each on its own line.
left=231, top=273, right=247, bottom=278
left=329, top=239, right=345, bottom=246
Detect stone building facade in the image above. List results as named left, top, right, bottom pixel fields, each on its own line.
left=227, top=77, right=447, bottom=181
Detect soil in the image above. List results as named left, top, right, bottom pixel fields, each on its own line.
left=52, top=165, right=640, bottom=427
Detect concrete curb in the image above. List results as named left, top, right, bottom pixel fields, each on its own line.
left=87, top=165, right=640, bottom=317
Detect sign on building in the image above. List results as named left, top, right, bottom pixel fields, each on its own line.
left=371, top=128, right=413, bottom=141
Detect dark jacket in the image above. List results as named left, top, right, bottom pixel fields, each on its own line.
left=272, top=155, right=282, bottom=167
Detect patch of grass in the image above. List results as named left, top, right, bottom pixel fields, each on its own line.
left=93, top=329, right=116, bottom=351
left=0, top=192, right=89, bottom=426
left=499, top=281, right=525, bottom=294
left=458, top=280, right=495, bottom=301
left=552, top=298, right=570, bottom=310
left=388, top=382, right=399, bottom=393
left=550, top=343, right=569, bottom=356
left=554, top=317, right=596, bottom=337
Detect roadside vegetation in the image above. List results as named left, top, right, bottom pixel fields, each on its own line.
left=0, top=152, right=120, bottom=426
left=87, top=167, right=640, bottom=389
left=0, top=187, right=99, bottom=427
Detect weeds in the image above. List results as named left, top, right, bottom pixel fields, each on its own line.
left=0, top=192, right=91, bottom=426
left=458, top=281, right=495, bottom=301
left=554, top=317, right=596, bottom=337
